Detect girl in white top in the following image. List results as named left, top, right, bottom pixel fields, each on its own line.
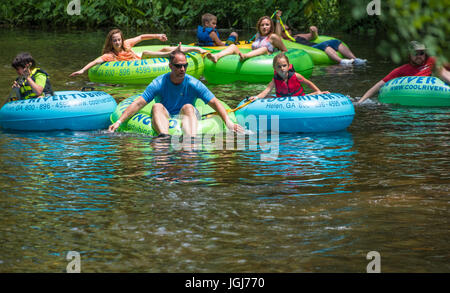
left=207, top=16, right=287, bottom=63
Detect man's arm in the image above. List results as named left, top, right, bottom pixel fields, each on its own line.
left=108, top=96, right=147, bottom=132
left=208, top=97, right=244, bottom=133
left=358, top=80, right=386, bottom=104
left=438, top=66, right=450, bottom=84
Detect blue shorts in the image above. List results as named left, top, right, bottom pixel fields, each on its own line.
left=225, top=35, right=237, bottom=46
left=312, top=39, right=342, bottom=51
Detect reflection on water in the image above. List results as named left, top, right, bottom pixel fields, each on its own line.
left=238, top=132, right=356, bottom=199
left=1, top=131, right=116, bottom=213
left=0, top=129, right=360, bottom=272
left=0, top=28, right=449, bottom=273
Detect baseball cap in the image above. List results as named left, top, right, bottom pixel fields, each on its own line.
left=409, top=41, right=426, bottom=52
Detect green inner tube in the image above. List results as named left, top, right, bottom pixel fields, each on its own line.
left=282, top=36, right=346, bottom=65
left=110, top=95, right=238, bottom=136
left=88, top=45, right=204, bottom=85
left=203, top=48, right=313, bottom=84
left=378, top=76, right=450, bottom=107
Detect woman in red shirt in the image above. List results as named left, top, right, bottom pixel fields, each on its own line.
left=358, top=41, right=450, bottom=104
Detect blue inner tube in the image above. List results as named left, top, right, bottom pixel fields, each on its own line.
left=0, top=91, right=117, bottom=131
left=235, top=93, right=355, bottom=133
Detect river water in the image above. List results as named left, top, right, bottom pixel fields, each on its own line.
left=0, top=28, right=448, bottom=273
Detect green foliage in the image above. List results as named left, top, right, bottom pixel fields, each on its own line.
left=0, top=0, right=447, bottom=64
left=346, top=0, right=449, bottom=65
left=299, top=0, right=341, bottom=31
left=0, top=0, right=341, bottom=31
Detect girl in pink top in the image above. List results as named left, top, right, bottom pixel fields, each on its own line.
left=207, top=16, right=287, bottom=63
left=240, top=16, right=287, bottom=61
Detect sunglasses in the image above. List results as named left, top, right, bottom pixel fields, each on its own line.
left=172, top=63, right=188, bottom=69
left=414, top=51, right=425, bottom=56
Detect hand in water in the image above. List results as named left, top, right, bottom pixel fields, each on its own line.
left=69, top=70, right=84, bottom=77
left=226, top=121, right=245, bottom=134
left=355, top=97, right=372, bottom=105
left=108, top=121, right=122, bottom=133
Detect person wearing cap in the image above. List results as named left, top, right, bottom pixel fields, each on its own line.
left=358, top=41, right=450, bottom=104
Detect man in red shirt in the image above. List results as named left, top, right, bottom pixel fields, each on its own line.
left=358, top=41, right=450, bottom=104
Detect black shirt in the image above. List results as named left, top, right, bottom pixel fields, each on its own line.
left=294, top=36, right=316, bottom=47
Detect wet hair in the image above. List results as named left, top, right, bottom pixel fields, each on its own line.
left=102, top=28, right=128, bottom=55
left=12, top=52, right=36, bottom=69
left=256, top=16, right=274, bottom=36
left=273, top=53, right=289, bottom=68
left=169, top=48, right=186, bottom=64
left=202, top=13, right=217, bottom=26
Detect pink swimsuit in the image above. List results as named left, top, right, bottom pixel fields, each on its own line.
left=251, top=35, right=275, bottom=53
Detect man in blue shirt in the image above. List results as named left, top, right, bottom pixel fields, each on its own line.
left=108, top=49, right=243, bottom=137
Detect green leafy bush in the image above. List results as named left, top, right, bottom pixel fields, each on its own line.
left=346, top=0, right=449, bottom=65
left=0, top=0, right=447, bottom=64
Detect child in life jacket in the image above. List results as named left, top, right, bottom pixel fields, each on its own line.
left=11, top=52, right=54, bottom=100
left=197, top=13, right=243, bottom=63
left=197, top=13, right=239, bottom=46
left=249, top=53, right=328, bottom=101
